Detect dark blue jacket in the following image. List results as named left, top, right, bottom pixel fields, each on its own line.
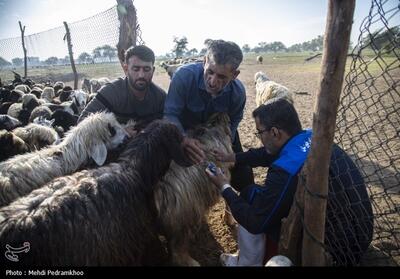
left=223, top=129, right=373, bottom=265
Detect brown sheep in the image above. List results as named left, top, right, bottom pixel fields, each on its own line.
left=155, top=113, right=234, bottom=266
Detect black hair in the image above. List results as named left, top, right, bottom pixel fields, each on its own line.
left=125, top=45, right=155, bottom=65
left=252, top=98, right=302, bottom=136
left=206, top=40, right=243, bottom=70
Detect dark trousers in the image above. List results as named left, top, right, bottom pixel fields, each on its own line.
left=230, top=131, right=255, bottom=192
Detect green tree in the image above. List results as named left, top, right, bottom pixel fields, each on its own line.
left=45, top=56, right=58, bottom=65
left=92, top=45, right=118, bottom=62
left=242, top=44, right=251, bottom=53
left=361, top=26, right=399, bottom=52
left=78, top=52, right=92, bottom=64
left=172, top=36, right=188, bottom=58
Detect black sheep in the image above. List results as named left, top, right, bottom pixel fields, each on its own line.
left=0, top=120, right=191, bottom=266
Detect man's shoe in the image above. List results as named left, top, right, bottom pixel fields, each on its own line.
left=219, top=253, right=239, bottom=266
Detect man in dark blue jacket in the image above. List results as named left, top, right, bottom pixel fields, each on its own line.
left=164, top=39, right=254, bottom=199
left=206, top=98, right=373, bottom=266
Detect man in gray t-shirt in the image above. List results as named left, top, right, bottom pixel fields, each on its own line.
left=78, top=45, right=166, bottom=127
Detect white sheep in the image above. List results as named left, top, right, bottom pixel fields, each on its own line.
left=90, top=77, right=110, bottom=93
left=254, top=71, right=294, bottom=107
left=41, top=87, right=55, bottom=103
left=0, top=112, right=128, bottom=207
left=12, top=123, right=58, bottom=151
left=256, top=55, right=263, bottom=64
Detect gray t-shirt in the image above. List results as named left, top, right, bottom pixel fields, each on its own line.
left=78, top=77, right=166, bottom=124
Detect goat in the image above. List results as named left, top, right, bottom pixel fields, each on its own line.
left=0, top=120, right=190, bottom=266
left=0, top=112, right=128, bottom=207
left=254, top=71, right=293, bottom=107
left=256, top=55, right=263, bottom=64
left=155, top=113, right=234, bottom=266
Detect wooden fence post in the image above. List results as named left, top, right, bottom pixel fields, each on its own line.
left=116, top=0, right=137, bottom=68
left=18, top=21, right=27, bottom=78
left=302, top=0, right=355, bottom=266
left=63, top=22, right=78, bottom=90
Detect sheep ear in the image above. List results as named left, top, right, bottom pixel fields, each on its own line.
left=90, top=142, right=107, bottom=166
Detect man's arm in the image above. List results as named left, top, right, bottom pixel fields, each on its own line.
left=164, top=72, right=206, bottom=163
left=78, top=97, right=109, bottom=123
left=228, top=91, right=245, bottom=143
left=235, top=147, right=277, bottom=168
left=78, top=84, right=115, bottom=123
left=206, top=165, right=296, bottom=235
left=223, top=168, right=296, bottom=235
left=163, top=73, right=187, bottom=134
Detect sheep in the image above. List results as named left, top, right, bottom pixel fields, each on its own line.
left=155, top=113, right=234, bottom=266
left=41, top=87, right=55, bottom=103
left=14, top=84, right=30, bottom=94
left=254, top=71, right=294, bottom=107
left=0, top=120, right=190, bottom=266
left=28, top=105, right=52, bottom=123
left=0, top=131, right=29, bottom=162
left=160, top=61, right=182, bottom=79
left=12, top=123, right=59, bottom=151
left=49, top=109, right=78, bottom=132
left=0, top=115, right=21, bottom=131
left=0, top=112, right=128, bottom=207
left=256, top=55, right=263, bottom=64
left=81, top=78, right=91, bottom=93
left=90, top=77, right=110, bottom=93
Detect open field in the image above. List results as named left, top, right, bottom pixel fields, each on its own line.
left=1, top=52, right=398, bottom=266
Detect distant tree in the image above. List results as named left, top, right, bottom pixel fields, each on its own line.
left=186, top=48, right=198, bottom=57
left=102, top=45, right=118, bottom=62
left=45, top=56, right=58, bottom=65
left=172, top=36, right=188, bottom=58
left=242, top=44, right=251, bottom=53
left=199, top=48, right=207, bottom=56
left=78, top=52, right=92, bottom=64
left=361, top=26, right=399, bottom=52
left=92, top=45, right=118, bottom=62
left=288, top=43, right=303, bottom=52
left=0, top=57, right=12, bottom=67
left=270, top=41, right=287, bottom=52
left=12, top=57, right=23, bottom=67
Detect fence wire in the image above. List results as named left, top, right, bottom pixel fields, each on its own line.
left=0, top=4, right=145, bottom=85
left=333, top=0, right=399, bottom=266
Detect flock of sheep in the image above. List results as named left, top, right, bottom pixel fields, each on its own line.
left=0, top=56, right=294, bottom=266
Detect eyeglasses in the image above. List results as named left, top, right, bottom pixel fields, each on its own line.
left=254, top=128, right=270, bottom=139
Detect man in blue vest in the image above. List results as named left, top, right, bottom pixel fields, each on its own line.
left=206, top=98, right=373, bottom=266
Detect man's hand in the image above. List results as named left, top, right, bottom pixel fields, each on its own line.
left=124, top=126, right=138, bottom=138
left=211, top=149, right=236, bottom=163
left=182, top=137, right=206, bottom=164
left=205, top=167, right=230, bottom=192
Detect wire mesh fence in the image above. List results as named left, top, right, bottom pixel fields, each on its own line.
left=0, top=4, right=145, bottom=86
left=333, top=0, right=399, bottom=266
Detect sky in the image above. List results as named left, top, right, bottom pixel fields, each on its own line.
left=0, top=0, right=398, bottom=58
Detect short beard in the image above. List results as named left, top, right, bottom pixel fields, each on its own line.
left=128, top=77, right=149, bottom=91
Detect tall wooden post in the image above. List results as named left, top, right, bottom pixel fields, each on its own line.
left=302, top=0, right=355, bottom=266
left=18, top=21, right=27, bottom=78
left=63, top=22, right=78, bottom=90
left=116, top=0, right=137, bottom=67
